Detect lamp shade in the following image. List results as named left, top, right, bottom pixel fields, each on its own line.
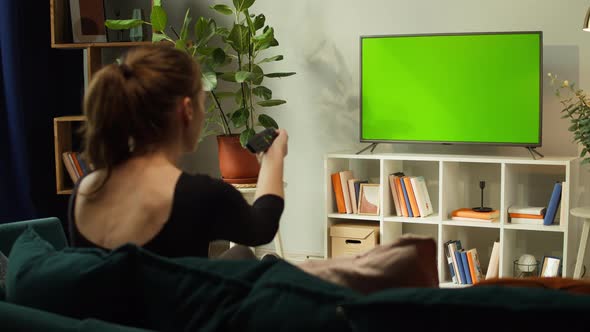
left=585, top=6, right=590, bottom=31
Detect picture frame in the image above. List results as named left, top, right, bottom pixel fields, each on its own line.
left=540, top=256, right=562, bottom=277
left=358, top=184, right=380, bottom=215
left=69, top=0, right=107, bottom=43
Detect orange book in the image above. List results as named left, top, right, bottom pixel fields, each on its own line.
left=509, top=213, right=544, bottom=219
left=394, top=176, right=409, bottom=217
left=467, top=249, right=477, bottom=284
left=71, top=152, right=84, bottom=177
left=331, top=172, right=346, bottom=213
left=403, top=176, right=420, bottom=217
left=452, top=208, right=499, bottom=220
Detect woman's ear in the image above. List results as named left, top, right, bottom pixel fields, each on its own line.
left=180, top=97, right=194, bottom=125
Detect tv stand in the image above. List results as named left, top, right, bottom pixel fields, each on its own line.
left=356, top=143, right=379, bottom=154
left=526, top=147, right=544, bottom=160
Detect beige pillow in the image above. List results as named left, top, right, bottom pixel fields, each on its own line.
left=298, top=234, right=439, bottom=294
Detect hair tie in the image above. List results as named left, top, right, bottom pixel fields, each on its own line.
left=119, top=63, right=133, bottom=79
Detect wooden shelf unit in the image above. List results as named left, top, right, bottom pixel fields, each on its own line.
left=325, top=152, right=588, bottom=281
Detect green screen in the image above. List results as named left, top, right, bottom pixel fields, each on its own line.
left=361, top=32, right=541, bottom=145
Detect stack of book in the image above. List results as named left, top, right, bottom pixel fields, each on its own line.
left=451, top=208, right=499, bottom=222
left=62, top=151, right=92, bottom=183
left=444, top=239, right=490, bottom=285
left=508, top=206, right=546, bottom=225
left=388, top=172, right=433, bottom=218
left=330, top=170, right=369, bottom=214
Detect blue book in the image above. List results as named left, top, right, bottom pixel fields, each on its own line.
left=454, top=250, right=466, bottom=284
left=399, top=178, right=414, bottom=217
left=460, top=250, right=472, bottom=284
left=354, top=180, right=368, bottom=206
left=544, top=182, right=562, bottom=226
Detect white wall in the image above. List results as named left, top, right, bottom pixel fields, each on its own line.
left=170, top=0, right=590, bottom=256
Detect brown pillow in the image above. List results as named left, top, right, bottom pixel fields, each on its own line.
left=298, top=234, right=439, bottom=294
left=474, top=277, right=590, bottom=295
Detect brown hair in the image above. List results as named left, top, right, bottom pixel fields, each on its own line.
left=80, top=44, right=202, bottom=191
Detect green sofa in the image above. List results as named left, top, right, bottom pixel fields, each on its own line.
left=2, top=217, right=590, bottom=331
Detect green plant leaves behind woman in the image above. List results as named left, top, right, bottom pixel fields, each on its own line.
left=151, top=6, right=167, bottom=32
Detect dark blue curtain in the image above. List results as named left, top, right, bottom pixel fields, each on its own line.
left=0, top=0, right=83, bottom=224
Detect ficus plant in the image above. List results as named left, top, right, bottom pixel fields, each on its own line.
left=105, top=0, right=295, bottom=146
left=548, top=73, right=590, bottom=164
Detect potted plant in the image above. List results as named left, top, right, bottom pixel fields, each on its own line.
left=548, top=73, right=590, bottom=165
left=105, top=0, right=295, bottom=183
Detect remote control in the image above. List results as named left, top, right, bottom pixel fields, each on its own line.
left=246, top=128, right=278, bottom=153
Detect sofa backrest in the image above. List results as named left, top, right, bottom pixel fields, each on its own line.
left=0, top=217, right=67, bottom=255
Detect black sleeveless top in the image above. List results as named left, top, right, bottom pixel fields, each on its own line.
left=68, top=172, right=284, bottom=258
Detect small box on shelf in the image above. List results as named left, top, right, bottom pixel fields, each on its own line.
left=329, top=223, right=379, bottom=258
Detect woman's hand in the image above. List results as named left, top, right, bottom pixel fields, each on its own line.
left=262, top=129, right=288, bottom=161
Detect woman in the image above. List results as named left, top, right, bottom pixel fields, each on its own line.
left=69, top=44, right=287, bottom=259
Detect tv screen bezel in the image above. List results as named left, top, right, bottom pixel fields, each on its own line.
left=359, top=31, right=543, bottom=147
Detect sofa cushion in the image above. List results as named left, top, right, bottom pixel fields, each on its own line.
left=0, top=217, right=67, bottom=255
left=0, top=250, right=7, bottom=289
left=475, top=277, right=590, bottom=295
left=5, top=227, right=142, bottom=326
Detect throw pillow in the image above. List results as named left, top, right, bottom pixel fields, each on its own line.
left=298, top=234, right=439, bottom=294
left=5, top=227, right=142, bottom=327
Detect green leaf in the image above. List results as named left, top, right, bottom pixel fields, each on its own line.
left=252, top=86, right=272, bottom=100
left=152, top=32, right=167, bottom=42
left=233, top=0, right=255, bottom=13
left=150, top=6, right=167, bottom=32
left=258, top=55, right=283, bottom=64
left=227, top=24, right=250, bottom=54
left=265, top=72, right=296, bottom=78
left=258, top=99, right=286, bottom=107
left=195, top=17, right=216, bottom=48
left=251, top=64, right=264, bottom=85
left=569, top=124, right=578, bottom=132
left=152, top=0, right=161, bottom=6
left=253, top=14, right=265, bottom=30
left=231, top=108, right=250, bottom=127
left=216, top=27, right=230, bottom=37
left=105, top=19, right=144, bottom=30
left=212, top=48, right=226, bottom=66
left=236, top=71, right=252, bottom=83
left=258, top=114, right=278, bottom=129
left=202, top=70, right=218, bottom=92
left=175, top=40, right=187, bottom=51
left=214, top=92, right=235, bottom=99
left=221, top=72, right=237, bottom=82
left=240, top=128, right=256, bottom=147
left=581, top=148, right=588, bottom=158
left=245, top=10, right=256, bottom=34
left=211, top=4, right=233, bottom=15
left=180, top=8, right=192, bottom=41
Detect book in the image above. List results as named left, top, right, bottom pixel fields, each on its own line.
left=460, top=250, right=472, bottom=284
left=71, top=152, right=84, bottom=177
left=507, top=205, right=546, bottom=215
left=412, top=176, right=433, bottom=217
left=508, top=213, right=543, bottom=219
left=510, top=217, right=545, bottom=225
left=399, top=177, right=414, bottom=217
left=339, top=170, right=354, bottom=214
left=543, top=182, right=562, bottom=225
left=388, top=174, right=402, bottom=216
left=331, top=172, right=346, bottom=213
left=451, top=208, right=499, bottom=221
left=75, top=152, right=91, bottom=175
left=454, top=250, right=466, bottom=284
left=448, top=241, right=463, bottom=284
left=467, top=248, right=483, bottom=284
left=403, top=176, right=420, bottom=217
left=486, top=241, right=500, bottom=279
left=451, top=216, right=498, bottom=223
left=443, top=240, right=457, bottom=284
left=393, top=175, right=409, bottom=217
left=348, top=179, right=359, bottom=214
left=62, top=152, right=79, bottom=183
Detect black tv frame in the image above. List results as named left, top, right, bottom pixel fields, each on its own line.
left=359, top=31, right=543, bottom=148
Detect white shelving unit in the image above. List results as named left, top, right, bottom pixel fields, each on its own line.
left=324, top=152, right=588, bottom=282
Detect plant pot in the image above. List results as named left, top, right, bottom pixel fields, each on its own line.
left=217, top=134, right=260, bottom=184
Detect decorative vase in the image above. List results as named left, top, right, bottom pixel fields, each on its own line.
left=130, top=9, right=143, bottom=42
left=217, top=134, right=260, bottom=184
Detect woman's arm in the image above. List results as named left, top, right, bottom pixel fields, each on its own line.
left=254, top=129, right=288, bottom=201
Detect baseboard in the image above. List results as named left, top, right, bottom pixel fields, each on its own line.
left=255, top=248, right=324, bottom=263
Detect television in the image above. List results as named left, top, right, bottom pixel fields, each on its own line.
left=360, top=31, right=542, bottom=147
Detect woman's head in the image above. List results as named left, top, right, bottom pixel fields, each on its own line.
left=81, top=44, right=204, bottom=172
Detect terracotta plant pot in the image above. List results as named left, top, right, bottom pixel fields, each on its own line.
left=217, top=134, right=260, bottom=184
